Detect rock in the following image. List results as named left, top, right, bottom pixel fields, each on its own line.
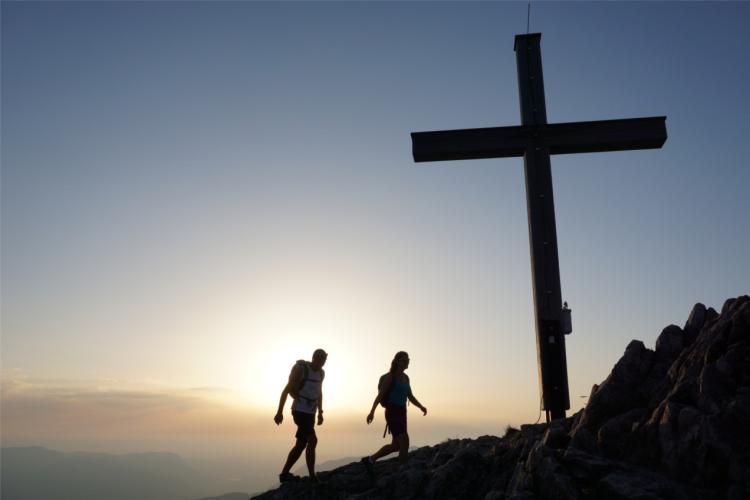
left=561, top=448, right=619, bottom=480
left=729, top=300, right=750, bottom=344
left=676, top=405, right=701, bottom=435
left=725, top=387, right=750, bottom=438
left=543, top=419, right=570, bottom=450
left=568, top=425, right=598, bottom=454
left=423, top=447, right=486, bottom=499
left=506, top=494, right=536, bottom=500
left=505, top=461, right=532, bottom=498
left=379, top=467, right=428, bottom=499
left=728, top=484, right=750, bottom=500
left=596, top=471, right=689, bottom=500
left=655, top=400, right=683, bottom=463
left=429, top=448, right=455, bottom=468
left=655, top=325, right=684, bottom=364
left=683, top=303, right=707, bottom=345
left=705, top=306, right=719, bottom=322
left=572, top=340, right=655, bottom=434
left=697, top=361, right=734, bottom=410
left=524, top=440, right=549, bottom=474
left=721, top=298, right=737, bottom=315
left=534, top=455, right=581, bottom=500
left=597, top=408, right=646, bottom=459
left=728, top=455, right=750, bottom=490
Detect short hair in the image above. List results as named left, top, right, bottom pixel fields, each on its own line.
left=313, top=348, right=328, bottom=359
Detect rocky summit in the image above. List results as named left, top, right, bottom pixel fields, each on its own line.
left=254, top=296, right=750, bottom=500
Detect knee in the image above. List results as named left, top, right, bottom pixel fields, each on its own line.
left=295, top=439, right=307, bottom=451
left=307, top=435, right=318, bottom=448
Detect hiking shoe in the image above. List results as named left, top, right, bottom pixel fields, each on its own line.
left=361, top=456, right=374, bottom=477
left=279, top=472, right=301, bottom=483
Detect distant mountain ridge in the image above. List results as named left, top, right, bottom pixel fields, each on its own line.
left=254, top=296, right=750, bottom=499
left=199, top=494, right=253, bottom=500
left=0, top=446, right=228, bottom=500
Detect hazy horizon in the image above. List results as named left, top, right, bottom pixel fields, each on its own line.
left=1, top=371, right=516, bottom=493
left=1, top=373, right=510, bottom=457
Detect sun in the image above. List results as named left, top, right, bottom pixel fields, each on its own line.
left=223, top=283, right=387, bottom=412
left=241, top=334, right=353, bottom=412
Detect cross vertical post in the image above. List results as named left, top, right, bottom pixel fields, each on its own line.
left=516, top=34, right=569, bottom=420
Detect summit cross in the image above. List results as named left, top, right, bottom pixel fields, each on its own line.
left=411, top=33, right=667, bottom=421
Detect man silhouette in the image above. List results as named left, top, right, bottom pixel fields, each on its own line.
left=274, top=348, right=327, bottom=483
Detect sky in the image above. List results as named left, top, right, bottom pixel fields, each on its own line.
left=2, top=0, right=749, bottom=486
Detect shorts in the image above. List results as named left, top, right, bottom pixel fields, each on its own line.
left=385, top=404, right=407, bottom=437
left=292, top=410, right=316, bottom=440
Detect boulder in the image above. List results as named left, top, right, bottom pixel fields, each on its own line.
left=655, top=325, right=684, bottom=364
left=683, top=303, right=706, bottom=345
left=572, top=340, right=655, bottom=434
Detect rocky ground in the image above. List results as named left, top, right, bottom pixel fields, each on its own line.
left=254, top=296, right=750, bottom=500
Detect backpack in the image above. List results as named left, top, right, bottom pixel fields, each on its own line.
left=290, top=360, right=324, bottom=399
left=377, top=372, right=395, bottom=408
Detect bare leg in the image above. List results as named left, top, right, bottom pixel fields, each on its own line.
left=281, top=439, right=306, bottom=475
left=305, top=434, right=318, bottom=478
left=398, top=433, right=409, bottom=464
left=370, top=436, right=398, bottom=462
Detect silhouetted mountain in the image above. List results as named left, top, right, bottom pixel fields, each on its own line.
left=253, top=296, right=750, bottom=499
left=0, top=446, right=222, bottom=500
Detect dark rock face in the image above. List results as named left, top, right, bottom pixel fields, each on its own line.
left=253, top=296, right=750, bottom=500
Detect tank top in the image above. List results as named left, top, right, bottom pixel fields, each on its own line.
left=387, top=378, right=410, bottom=407
left=291, top=365, right=323, bottom=414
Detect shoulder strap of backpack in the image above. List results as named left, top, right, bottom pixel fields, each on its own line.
left=387, top=372, right=397, bottom=394
left=299, top=361, right=309, bottom=387
left=292, top=360, right=308, bottom=393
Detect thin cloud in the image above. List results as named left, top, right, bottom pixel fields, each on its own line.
left=1, top=376, right=261, bottom=442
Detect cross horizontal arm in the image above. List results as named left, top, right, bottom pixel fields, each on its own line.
left=412, top=124, right=529, bottom=162
left=411, top=116, right=667, bottom=163
left=540, top=116, right=667, bottom=156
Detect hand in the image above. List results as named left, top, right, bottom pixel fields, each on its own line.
left=317, top=413, right=324, bottom=426
left=420, top=406, right=427, bottom=416
left=366, top=412, right=374, bottom=425
left=274, top=412, right=283, bottom=425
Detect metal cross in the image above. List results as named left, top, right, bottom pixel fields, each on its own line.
left=411, top=33, right=667, bottom=420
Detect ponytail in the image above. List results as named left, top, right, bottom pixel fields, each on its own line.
left=389, top=351, right=409, bottom=375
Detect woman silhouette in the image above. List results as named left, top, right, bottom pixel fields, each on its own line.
left=362, top=351, right=427, bottom=473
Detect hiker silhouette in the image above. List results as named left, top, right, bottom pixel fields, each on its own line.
left=274, top=348, right=327, bottom=483
left=362, top=351, right=427, bottom=475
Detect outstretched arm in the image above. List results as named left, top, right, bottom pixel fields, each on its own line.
left=408, top=388, right=427, bottom=416
left=275, top=365, right=303, bottom=425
